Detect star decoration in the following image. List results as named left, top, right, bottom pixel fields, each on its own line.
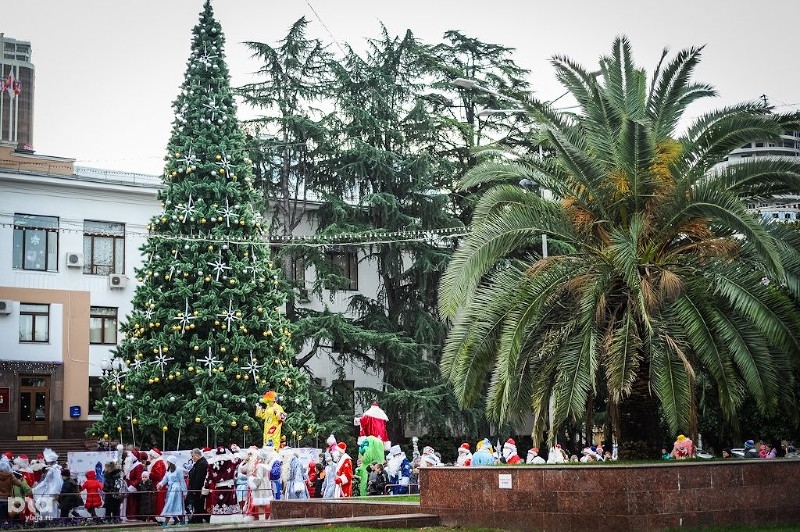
left=199, top=347, right=221, bottom=376
left=173, top=298, right=197, bottom=334
left=207, top=251, right=231, bottom=282
left=217, top=299, right=241, bottom=331
left=151, top=346, right=174, bottom=377
left=240, top=350, right=263, bottom=381
left=216, top=198, right=238, bottom=227
left=177, top=148, right=198, bottom=167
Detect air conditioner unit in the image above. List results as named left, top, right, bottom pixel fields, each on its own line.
left=0, top=299, right=14, bottom=315
left=66, top=252, right=84, bottom=268
left=108, top=274, right=128, bottom=289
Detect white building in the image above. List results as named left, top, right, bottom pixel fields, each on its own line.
left=0, top=142, right=380, bottom=440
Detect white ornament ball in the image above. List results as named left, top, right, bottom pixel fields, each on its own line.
left=196, top=390, right=202, bottom=396
left=240, top=397, right=246, bottom=403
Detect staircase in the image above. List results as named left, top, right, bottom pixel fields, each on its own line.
left=0, top=439, right=95, bottom=461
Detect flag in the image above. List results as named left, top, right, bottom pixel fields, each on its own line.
left=5, top=72, right=16, bottom=98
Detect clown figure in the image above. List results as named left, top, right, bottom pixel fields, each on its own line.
left=255, top=391, right=286, bottom=449
left=671, top=434, right=694, bottom=459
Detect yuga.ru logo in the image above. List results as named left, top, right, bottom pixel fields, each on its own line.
left=8, top=495, right=55, bottom=514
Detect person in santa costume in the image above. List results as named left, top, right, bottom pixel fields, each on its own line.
left=245, top=447, right=273, bottom=521
left=146, top=448, right=167, bottom=517
left=204, top=446, right=240, bottom=520
left=330, top=442, right=353, bottom=497
left=419, top=445, right=441, bottom=467
left=255, top=390, right=286, bottom=449
left=502, top=439, right=522, bottom=464
left=385, top=445, right=411, bottom=494
left=356, top=402, right=390, bottom=450
left=13, top=455, right=35, bottom=489
left=29, top=454, right=45, bottom=486
left=455, top=443, right=472, bottom=466
left=526, top=447, right=546, bottom=464
left=123, top=449, right=145, bottom=521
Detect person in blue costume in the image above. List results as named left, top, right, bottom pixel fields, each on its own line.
left=385, top=445, right=411, bottom=494
left=470, top=439, right=497, bottom=466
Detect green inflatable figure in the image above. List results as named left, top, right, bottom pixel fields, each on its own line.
left=356, top=435, right=386, bottom=496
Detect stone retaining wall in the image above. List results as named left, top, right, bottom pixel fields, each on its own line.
left=419, top=460, right=800, bottom=531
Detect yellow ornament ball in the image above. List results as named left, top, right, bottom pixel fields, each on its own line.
left=243, top=425, right=249, bottom=432
left=195, top=417, right=201, bottom=423
left=103, top=433, right=109, bottom=439
left=132, top=418, right=138, bottom=425
left=193, top=345, right=200, bottom=351
left=292, top=430, right=297, bottom=436
left=117, top=426, right=122, bottom=433
left=162, top=426, right=168, bottom=432
left=230, top=420, right=237, bottom=427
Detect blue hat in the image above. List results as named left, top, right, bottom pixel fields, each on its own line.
left=744, top=440, right=754, bottom=449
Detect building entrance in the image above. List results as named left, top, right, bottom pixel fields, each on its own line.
left=18, top=375, right=50, bottom=438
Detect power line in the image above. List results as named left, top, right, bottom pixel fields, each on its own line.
left=304, top=0, right=347, bottom=57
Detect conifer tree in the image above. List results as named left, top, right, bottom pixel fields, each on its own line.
left=92, top=0, right=315, bottom=449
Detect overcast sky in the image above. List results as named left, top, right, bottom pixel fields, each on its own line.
left=3, top=0, right=799, bottom=175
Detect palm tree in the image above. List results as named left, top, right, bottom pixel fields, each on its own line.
left=438, top=36, right=800, bottom=451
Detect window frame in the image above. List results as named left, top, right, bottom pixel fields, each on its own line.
left=19, top=303, right=50, bottom=343
left=83, top=220, right=125, bottom=275
left=89, top=306, right=118, bottom=345
left=12, top=214, right=59, bottom=272
left=327, top=250, right=358, bottom=291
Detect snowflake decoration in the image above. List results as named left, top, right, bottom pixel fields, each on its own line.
left=216, top=198, right=238, bottom=227
left=203, top=97, right=220, bottom=122
left=217, top=299, right=241, bottom=331
left=151, top=346, right=174, bottom=377
left=177, top=148, right=198, bottom=167
left=215, top=153, right=233, bottom=175
left=173, top=298, right=196, bottom=334
left=130, top=358, right=145, bottom=372
left=174, top=194, right=196, bottom=223
left=30, top=235, right=40, bottom=246
left=199, top=346, right=221, bottom=376
left=245, top=250, right=261, bottom=282
left=207, top=251, right=231, bottom=282
left=240, top=350, right=263, bottom=381
left=197, top=44, right=218, bottom=71
left=109, top=371, right=124, bottom=396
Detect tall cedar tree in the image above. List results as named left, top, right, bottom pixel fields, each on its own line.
left=92, top=0, right=316, bottom=449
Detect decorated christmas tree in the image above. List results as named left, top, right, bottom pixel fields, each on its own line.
left=92, top=0, right=315, bottom=450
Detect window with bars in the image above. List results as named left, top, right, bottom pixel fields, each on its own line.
left=83, top=220, right=125, bottom=275
left=19, top=303, right=49, bottom=343
left=90, top=306, right=118, bottom=344
left=12, top=214, right=59, bottom=272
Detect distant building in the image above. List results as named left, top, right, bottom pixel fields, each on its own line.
left=722, top=130, right=800, bottom=222
left=0, top=35, right=34, bottom=150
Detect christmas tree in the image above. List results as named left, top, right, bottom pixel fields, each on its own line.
left=92, top=0, right=315, bottom=450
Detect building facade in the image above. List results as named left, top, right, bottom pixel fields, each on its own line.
left=0, top=35, right=34, bottom=150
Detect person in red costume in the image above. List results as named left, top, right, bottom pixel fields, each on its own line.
left=124, top=450, right=145, bottom=521
left=502, top=439, right=522, bottom=464
left=332, top=442, right=353, bottom=498
left=147, top=448, right=167, bottom=517
left=357, top=403, right=390, bottom=450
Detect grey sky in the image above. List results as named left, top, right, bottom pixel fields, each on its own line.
left=3, top=0, right=799, bottom=175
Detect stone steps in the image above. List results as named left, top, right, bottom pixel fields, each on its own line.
left=0, top=438, right=93, bottom=461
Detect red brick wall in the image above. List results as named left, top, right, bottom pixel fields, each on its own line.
left=419, top=461, right=800, bottom=531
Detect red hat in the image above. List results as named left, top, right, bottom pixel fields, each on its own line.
left=337, top=442, right=347, bottom=451
left=149, top=447, right=162, bottom=457
left=18, top=454, right=28, bottom=461
left=506, top=438, right=516, bottom=446
left=36, top=454, right=44, bottom=460
left=3, top=451, right=12, bottom=460
left=529, top=447, right=539, bottom=454
left=460, top=442, right=470, bottom=450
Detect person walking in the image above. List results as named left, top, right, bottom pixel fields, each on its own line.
left=157, top=456, right=186, bottom=526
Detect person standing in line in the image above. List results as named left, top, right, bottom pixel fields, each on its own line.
left=57, top=469, right=82, bottom=518
left=80, top=470, right=104, bottom=517
left=101, top=461, right=123, bottom=522
left=0, top=458, right=22, bottom=521
left=186, top=448, right=209, bottom=524
left=157, top=456, right=186, bottom=526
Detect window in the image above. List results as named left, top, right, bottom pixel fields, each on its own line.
left=83, top=220, right=125, bottom=275
left=327, top=251, right=358, bottom=290
left=19, top=303, right=49, bottom=342
left=88, top=376, right=105, bottom=415
left=90, top=306, right=118, bottom=344
left=12, top=214, right=59, bottom=271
